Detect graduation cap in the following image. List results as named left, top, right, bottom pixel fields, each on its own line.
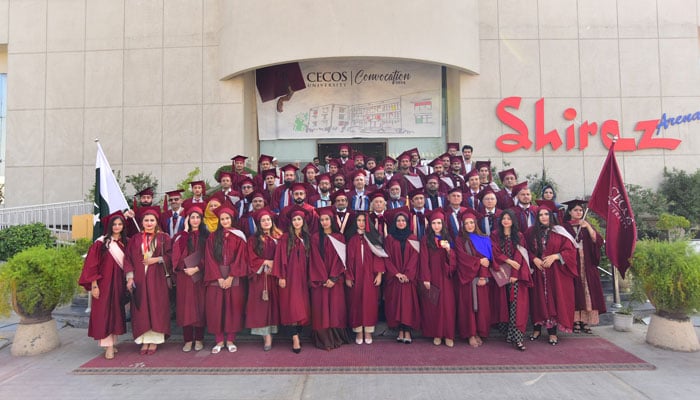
left=450, top=155, right=463, bottom=164
left=459, top=208, right=483, bottom=222
left=477, top=188, right=498, bottom=202
left=447, top=142, right=460, bottom=151
left=282, top=204, right=311, bottom=225
left=386, top=176, right=402, bottom=188
left=427, top=209, right=446, bottom=222
left=498, top=168, right=518, bottom=182
left=137, top=206, right=161, bottom=220
left=317, top=173, right=332, bottom=183
left=408, top=188, right=425, bottom=199
left=475, top=160, right=491, bottom=171
left=184, top=205, right=204, bottom=217
left=239, top=177, right=255, bottom=188
left=248, top=191, right=266, bottom=202
left=397, top=151, right=411, bottom=162
left=136, top=187, right=154, bottom=197
left=165, top=189, right=184, bottom=198
left=562, top=199, right=588, bottom=211
left=425, top=173, right=440, bottom=183
left=101, top=211, right=126, bottom=236
left=447, top=186, right=463, bottom=195
left=231, top=155, right=248, bottom=164
left=385, top=206, right=411, bottom=223
left=258, top=154, right=274, bottom=164
left=316, top=206, right=336, bottom=218
left=535, top=199, right=558, bottom=213
left=466, top=169, right=479, bottom=179
left=349, top=170, right=367, bottom=181
left=338, top=143, right=351, bottom=152
left=208, top=191, right=226, bottom=205
left=369, top=191, right=387, bottom=201
left=290, top=182, right=307, bottom=193
left=255, top=62, right=306, bottom=102
left=407, top=148, right=420, bottom=158
left=330, top=190, right=349, bottom=203
left=382, top=156, right=397, bottom=166
left=327, top=159, right=341, bottom=168
left=511, top=181, right=529, bottom=197
left=189, top=180, right=206, bottom=190
left=370, top=165, right=385, bottom=175
left=280, top=164, right=299, bottom=174
left=252, top=207, right=276, bottom=223
left=366, top=156, right=376, bottom=163
left=352, top=152, right=365, bottom=161
left=301, top=163, right=319, bottom=174
left=217, top=171, right=233, bottom=183
left=428, top=158, right=444, bottom=168
left=261, top=168, right=278, bottom=179
left=214, top=206, right=236, bottom=219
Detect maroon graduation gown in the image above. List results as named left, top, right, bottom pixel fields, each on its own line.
left=454, top=236, right=492, bottom=339
left=171, top=230, right=206, bottom=328
left=345, top=233, right=386, bottom=328
left=490, top=232, right=533, bottom=333
left=79, top=238, right=127, bottom=340
left=123, top=232, right=172, bottom=339
left=204, top=229, right=248, bottom=335
left=525, top=227, right=578, bottom=332
left=309, top=233, right=348, bottom=330
left=564, top=222, right=607, bottom=314
left=383, top=235, right=421, bottom=330
left=245, top=235, right=281, bottom=329
left=418, top=237, right=457, bottom=340
left=272, top=233, right=311, bottom=326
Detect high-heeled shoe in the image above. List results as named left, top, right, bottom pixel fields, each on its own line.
left=549, top=335, right=558, bottom=346
left=515, top=342, right=526, bottom=351
left=139, top=345, right=148, bottom=355
left=292, top=345, right=302, bottom=354
left=529, top=331, right=541, bottom=341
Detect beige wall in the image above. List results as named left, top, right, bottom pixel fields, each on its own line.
left=2, top=0, right=700, bottom=207
left=219, top=0, right=480, bottom=78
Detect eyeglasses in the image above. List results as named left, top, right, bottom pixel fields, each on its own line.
left=241, top=185, right=253, bottom=189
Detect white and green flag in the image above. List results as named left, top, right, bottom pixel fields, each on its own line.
left=93, top=141, right=129, bottom=240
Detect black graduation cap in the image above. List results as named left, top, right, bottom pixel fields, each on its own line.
left=562, top=199, right=588, bottom=211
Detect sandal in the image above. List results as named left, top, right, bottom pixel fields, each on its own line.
left=104, top=346, right=115, bottom=360
left=211, top=343, right=224, bottom=354
left=548, top=335, right=558, bottom=346
left=515, top=342, right=526, bottom=351
left=529, top=331, right=541, bottom=341
left=226, top=342, right=238, bottom=353
left=573, top=322, right=582, bottom=334
left=581, top=324, right=593, bottom=334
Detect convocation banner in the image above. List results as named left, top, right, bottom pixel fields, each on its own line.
left=256, top=60, right=442, bottom=140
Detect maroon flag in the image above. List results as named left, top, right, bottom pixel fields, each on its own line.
left=588, top=142, right=637, bottom=278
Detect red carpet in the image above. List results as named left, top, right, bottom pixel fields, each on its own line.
left=74, top=335, right=653, bottom=375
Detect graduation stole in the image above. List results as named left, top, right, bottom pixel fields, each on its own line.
left=335, top=212, right=350, bottom=234
left=326, top=235, right=347, bottom=269
left=98, top=235, right=125, bottom=269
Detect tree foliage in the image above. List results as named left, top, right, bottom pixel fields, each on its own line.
left=660, top=168, right=700, bottom=227
left=0, top=223, right=55, bottom=261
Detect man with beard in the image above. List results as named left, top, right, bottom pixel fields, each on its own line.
left=348, top=152, right=368, bottom=176
left=396, top=152, right=423, bottom=194
left=161, top=189, right=186, bottom=238
left=409, top=188, right=429, bottom=239
left=279, top=182, right=317, bottom=231
left=477, top=188, right=501, bottom=235
left=475, top=160, right=500, bottom=191
left=368, top=165, right=386, bottom=190
left=272, top=164, right=299, bottom=212
left=217, top=171, right=239, bottom=208
left=182, top=180, right=207, bottom=209
left=230, top=155, right=253, bottom=190
left=423, top=174, right=446, bottom=210
left=338, top=144, right=352, bottom=172
left=461, top=145, right=474, bottom=174
left=261, top=169, right=278, bottom=206
left=330, top=190, right=354, bottom=237
left=447, top=142, right=460, bottom=157
left=327, top=159, right=340, bottom=176
left=512, top=181, right=538, bottom=230
left=348, top=170, right=370, bottom=211
left=383, top=156, right=396, bottom=180
left=311, top=173, right=333, bottom=208
left=443, top=187, right=468, bottom=239
left=448, top=156, right=467, bottom=190
left=125, top=187, right=155, bottom=237
left=332, top=173, right=347, bottom=192
left=386, top=178, right=406, bottom=210
left=254, top=154, right=276, bottom=189
left=234, top=177, right=256, bottom=218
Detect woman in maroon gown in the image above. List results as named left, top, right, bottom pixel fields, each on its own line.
left=79, top=212, right=128, bottom=360
left=562, top=200, right=606, bottom=334
left=490, top=209, right=532, bottom=351
left=171, top=206, right=208, bottom=352
left=419, top=210, right=457, bottom=347
left=245, top=208, right=282, bottom=351
left=346, top=213, right=387, bottom=345
left=124, top=207, right=172, bottom=356
left=309, top=207, right=350, bottom=350
left=273, top=207, right=312, bottom=353
left=455, top=210, right=492, bottom=347
left=525, top=203, right=578, bottom=345
left=384, top=210, right=421, bottom=344
left=204, top=207, right=248, bottom=354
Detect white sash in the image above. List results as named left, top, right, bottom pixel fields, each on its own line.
left=327, top=235, right=347, bottom=269
left=408, top=239, right=420, bottom=254
left=98, top=235, right=125, bottom=269
left=552, top=225, right=579, bottom=249
left=516, top=244, right=532, bottom=274
left=227, top=228, right=248, bottom=243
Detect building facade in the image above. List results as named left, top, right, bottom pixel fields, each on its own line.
left=0, top=0, right=699, bottom=207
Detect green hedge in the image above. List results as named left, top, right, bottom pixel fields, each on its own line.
left=0, top=223, right=56, bottom=261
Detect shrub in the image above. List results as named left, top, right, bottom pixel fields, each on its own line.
left=631, top=240, right=700, bottom=317
left=0, top=223, right=55, bottom=261
left=72, top=238, right=93, bottom=257
left=0, top=246, right=83, bottom=318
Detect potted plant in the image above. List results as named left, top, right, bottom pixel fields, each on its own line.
left=0, top=245, right=83, bottom=356
left=631, top=240, right=700, bottom=352
left=612, top=273, right=646, bottom=332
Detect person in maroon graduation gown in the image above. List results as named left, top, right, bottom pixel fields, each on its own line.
left=309, top=207, right=350, bottom=350
left=383, top=210, right=421, bottom=344
left=79, top=212, right=128, bottom=360
left=525, top=202, right=578, bottom=345
left=124, top=207, right=172, bottom=356
left=419, top=210, right=457, bottom=347
left=491, top=209, right=532, bottom=351
left=245, top=208, right=282, bottom=351
left=171, top=206, right=208, bottom=352
left=204, top=207, right=248, bottom=354
left=562, top=200, right=606, bottom=334
left=454, top=210, right=492, bottom=347
left=273, top=206, right=312, bottom=354
left=346, top=213, right=387, bottom=345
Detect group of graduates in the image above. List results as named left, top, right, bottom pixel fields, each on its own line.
left=78, top=142, right=607, bottom=360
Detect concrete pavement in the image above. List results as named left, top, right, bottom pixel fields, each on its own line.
left=1, top=312, right=699, bottom=400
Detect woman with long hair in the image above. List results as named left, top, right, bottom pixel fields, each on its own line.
left=490, top=209, right=532, bottom=351
left=383, top=209, right=421, bottom=344
left=525, top=202, right=578, bottom=345
left=346, top=212, right=387, bottom=345
left=455, top=210, right=492, bottom=347
left=309, top=207, right=350, bottom=350
left=204, top=207, right=248, bottom=354
left=79, top=212, right=129, bottom=360
left=273, top=206, right=312, bottom=353
left=171, top=206, right=208, bottom=352
left=562, top=200, right=606, bottom=334
left=419, top=210, right=457, bottom=347
left=246, top=208, right=282, bottom=351
left=124, top=207, right=172, bottom=356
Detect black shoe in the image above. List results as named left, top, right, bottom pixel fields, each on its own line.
left=549, top=337, right=558, bottom=346
left=529, top=331, right=541, bottom=341
left=292, top=346, right=301, bottom=354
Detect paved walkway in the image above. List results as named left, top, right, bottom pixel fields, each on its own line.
left=0, top=312, right=698, bottom=400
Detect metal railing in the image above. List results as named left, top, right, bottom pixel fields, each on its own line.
left=0, top=200, right=93, bottom=239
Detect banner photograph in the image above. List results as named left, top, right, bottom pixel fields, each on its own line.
left=256, top=60, right=443, bottom=140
